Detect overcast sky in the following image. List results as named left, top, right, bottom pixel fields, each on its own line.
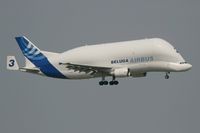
left=0, top=0, right=200, bottom=133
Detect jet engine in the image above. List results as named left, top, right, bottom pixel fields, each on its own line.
left=131, top=72, right=147, bottom=77
left=111, top=68, right=130, bottom=77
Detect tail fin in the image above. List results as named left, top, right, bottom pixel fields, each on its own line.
left=25, top=57, right=35, bottom=68
left=15, top=36, right=46, bottom=64
left=15, top=36, right=59, bottom=68
left=7, top=56, right=19, bottom=70
left=15, top=36, right=54, bottom=69
left=15, top=36, right=66, bottom=78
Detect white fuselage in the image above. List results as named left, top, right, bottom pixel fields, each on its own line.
left=8, top=36, right=192, bottom=84
left=47, top=38, right=191, bottom=79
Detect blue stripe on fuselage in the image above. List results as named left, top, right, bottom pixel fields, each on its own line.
left=31, top=57, right=67, bottom=79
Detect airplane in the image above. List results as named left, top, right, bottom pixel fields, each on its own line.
left=7, top=36, right=192, bottom=86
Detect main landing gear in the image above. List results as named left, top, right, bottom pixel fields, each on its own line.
left=99, top=75, right=119, bottom=86
left=99, top=80, right=108, bottom=86
left=165, top=72, right=170, bottom=79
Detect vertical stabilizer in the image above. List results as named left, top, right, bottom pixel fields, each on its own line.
left=15, top=36, right=66, bottom=78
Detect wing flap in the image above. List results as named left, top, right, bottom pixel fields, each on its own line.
left=59, top=62, right=111, bottom=75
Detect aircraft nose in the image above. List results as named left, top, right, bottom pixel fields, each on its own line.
left=186, top=63, right=192, bottom=70
left=181, top=63, right=192, bottom=71
left=170, top=62, right=192, bottom=72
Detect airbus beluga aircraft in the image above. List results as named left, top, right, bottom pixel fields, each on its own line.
left=7, top=36, right=192, bottom=86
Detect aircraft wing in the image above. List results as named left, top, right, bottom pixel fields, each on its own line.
left=59, top=62, right=112, bottom=75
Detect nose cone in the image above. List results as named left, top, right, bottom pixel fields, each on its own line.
left=180, top=63, right=192, bottom=71
left=185, top=63, right=192, bottom=71
left=169, top=63, right=192, bottom=72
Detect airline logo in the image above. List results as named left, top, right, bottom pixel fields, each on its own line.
left=111, top=56, right=154, bottom=64
left=16, top=37, right=45, bottom=60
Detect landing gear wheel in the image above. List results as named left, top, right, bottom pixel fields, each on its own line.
left=103, top=81, right=108, bottom=85
left=109, top=81, right=114, bottom=85
left=109, top=80, right=119, bottom=85
left=99, top=75, right=109, bottom=86
left=99, top=81, right=104, bottom=86
left=114, top=81, right=119, bottom=85
left=109, top=75, right=119, bottom=85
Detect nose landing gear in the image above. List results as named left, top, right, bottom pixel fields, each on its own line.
left=165, top=72, right=170, bottom=79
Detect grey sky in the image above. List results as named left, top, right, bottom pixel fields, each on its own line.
left=0, top=0, right=200, bottom=133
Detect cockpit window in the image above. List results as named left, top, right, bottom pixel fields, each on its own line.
left=180, top=62, right=187, bottom=64
left=174, top=47, right=179, bottom=53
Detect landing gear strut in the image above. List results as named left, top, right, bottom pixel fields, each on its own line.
left=99, top=76, right=108, bottom=86
left=165, top=72, right=170, bottom=79
left=109, top=75, right=119, bottom=85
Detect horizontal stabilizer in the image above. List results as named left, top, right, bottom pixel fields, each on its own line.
left=19, top=67, right=40, bottom=73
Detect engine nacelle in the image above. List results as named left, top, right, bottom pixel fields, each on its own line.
left=131, top=72, right=147, bottom=78
left=112, top=68, right=130, bottom=77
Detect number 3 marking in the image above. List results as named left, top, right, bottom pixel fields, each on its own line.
left=9, top=59, right=15, bottom=67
